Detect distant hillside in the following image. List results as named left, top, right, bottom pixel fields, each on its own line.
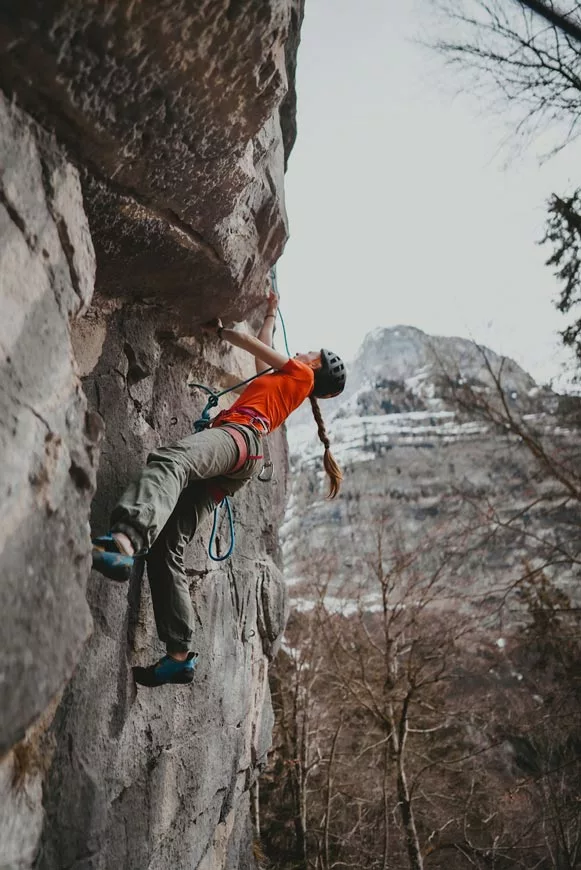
left=283, top=326, right=578, bottom=614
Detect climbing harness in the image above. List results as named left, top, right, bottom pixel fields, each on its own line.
left=191, top=265, right=291, bottom=560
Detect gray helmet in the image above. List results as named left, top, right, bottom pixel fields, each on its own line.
left=312, top=348, right=346, bottom=398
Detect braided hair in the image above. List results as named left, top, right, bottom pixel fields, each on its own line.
left=309, top=395, right=342, bottom=499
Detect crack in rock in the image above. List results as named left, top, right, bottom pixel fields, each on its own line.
left=39, top=159, right=85, bottom=307
left=0, top=180, right=37, bottom=250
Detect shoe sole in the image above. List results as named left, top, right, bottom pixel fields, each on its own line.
left=132, top=668, right=195, bottom=687
left=92, top=549, right=136, bottom=583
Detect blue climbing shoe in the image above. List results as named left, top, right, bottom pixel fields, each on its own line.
left=133, top=652, right=198, bottom=688
left=92, top=534, right=134, bottom=583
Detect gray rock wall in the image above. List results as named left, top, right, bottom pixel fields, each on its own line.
left=0, top=91, right=99, bottom=870
left=0, top=2, right=301, bottom=867
left=34, top=310, right=289, bottom=870
left=0, top=92, right=98, bottom=757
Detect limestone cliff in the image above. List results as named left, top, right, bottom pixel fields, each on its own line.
left=0, top=3, right=303, bottom=868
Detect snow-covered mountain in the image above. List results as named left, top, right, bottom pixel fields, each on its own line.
left=347, top=324, right=535, bottom=395
left=288, top=324, right=547, bottom=470
left=283, top=326, right=578, bottom=614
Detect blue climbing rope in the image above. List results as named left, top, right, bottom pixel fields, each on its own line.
left=208, top=495, right=235, bottom=561
left=191, top=368, right=273, bottom=433
left=277, top=306, right=291, bottom=358
left=269, top=265, right=280, bottom=298
left=270, top=266, right=291, bottom=357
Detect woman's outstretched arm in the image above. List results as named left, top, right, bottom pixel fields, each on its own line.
left=255, top=291, right=278, bottom=373
left=203, top=317, right=289, bottom=371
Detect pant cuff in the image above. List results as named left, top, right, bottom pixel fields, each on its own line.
left=110, top=521, right=145, bottom=554
left=166, top=639, right=192, bottom=654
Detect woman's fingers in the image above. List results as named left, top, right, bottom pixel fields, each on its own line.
left=201, top=316, right=223, bottom=333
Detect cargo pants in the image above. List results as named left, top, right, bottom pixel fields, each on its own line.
left=110, top=424, right=263, bottom=653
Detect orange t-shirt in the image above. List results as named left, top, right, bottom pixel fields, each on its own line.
left=213, top=358, right=314, bottom=433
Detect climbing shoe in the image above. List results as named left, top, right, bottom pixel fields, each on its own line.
left=92, top=534, right=134, bottom=583
left=133, top=652, right=198, bottom=688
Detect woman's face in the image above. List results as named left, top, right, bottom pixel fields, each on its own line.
left=294, top=351, right=321, bottom=366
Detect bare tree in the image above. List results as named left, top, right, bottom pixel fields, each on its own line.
left=518, top=0, right=581, bottom=44
left=431, top=2, right=581, bottom=363
left=432, top=343, right=581, bottom=611
left=263, top=514, right=519, bottom=870
left=543, top=189, right=581, bottom=363
left=260, top=556, right=350, bottom=870
left=433, top=0, right=581, bottom=157
left=262, top=522, right=581, bottom=868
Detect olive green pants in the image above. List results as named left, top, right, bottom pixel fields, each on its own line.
left=110, top=424, right=262, bottom=652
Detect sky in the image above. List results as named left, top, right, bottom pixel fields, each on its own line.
left=275, top=0, right=581, bottom=388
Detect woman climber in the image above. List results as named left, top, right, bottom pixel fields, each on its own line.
left=91, top=291, right=346, bottom=688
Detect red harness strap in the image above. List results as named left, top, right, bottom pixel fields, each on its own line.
left=212, top=406, right=270, bottom=434
left=223, top=425, right=265, bottom=471
left=207, top=425, right=263, bottom=504
left=207, top=483, right=229, bottom=505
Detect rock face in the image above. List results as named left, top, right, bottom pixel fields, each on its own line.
left=0, top=0, right=303, bottom=324
left=36, top=313, right=290, bottom=870
left=0, top=3, right=301, bottom=868
left=0, top=93, right=98, bottom=757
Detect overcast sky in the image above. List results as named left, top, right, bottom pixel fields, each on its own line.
left=275, top=0, right=580, bottom=387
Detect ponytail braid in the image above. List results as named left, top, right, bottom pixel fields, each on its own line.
left=309, top=395, right=343, bottom=499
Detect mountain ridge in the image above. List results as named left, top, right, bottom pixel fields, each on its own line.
left=287, top=324, right=549, bottom=460
left=282, top=325, right=576, bottom=610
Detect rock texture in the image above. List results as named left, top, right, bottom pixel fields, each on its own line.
left=0, top=3, right=301, bottom=868
left=0, top=0, right=304, bottom=326
left=0, top=92, right=98, bottom=756
left=34, top=312, right=289, bottom=870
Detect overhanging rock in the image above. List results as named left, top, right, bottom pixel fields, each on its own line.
left=0, top=0, right=304, bottom=326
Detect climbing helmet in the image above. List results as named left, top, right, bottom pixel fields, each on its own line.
left=312, top=348, right=346, bottom=398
